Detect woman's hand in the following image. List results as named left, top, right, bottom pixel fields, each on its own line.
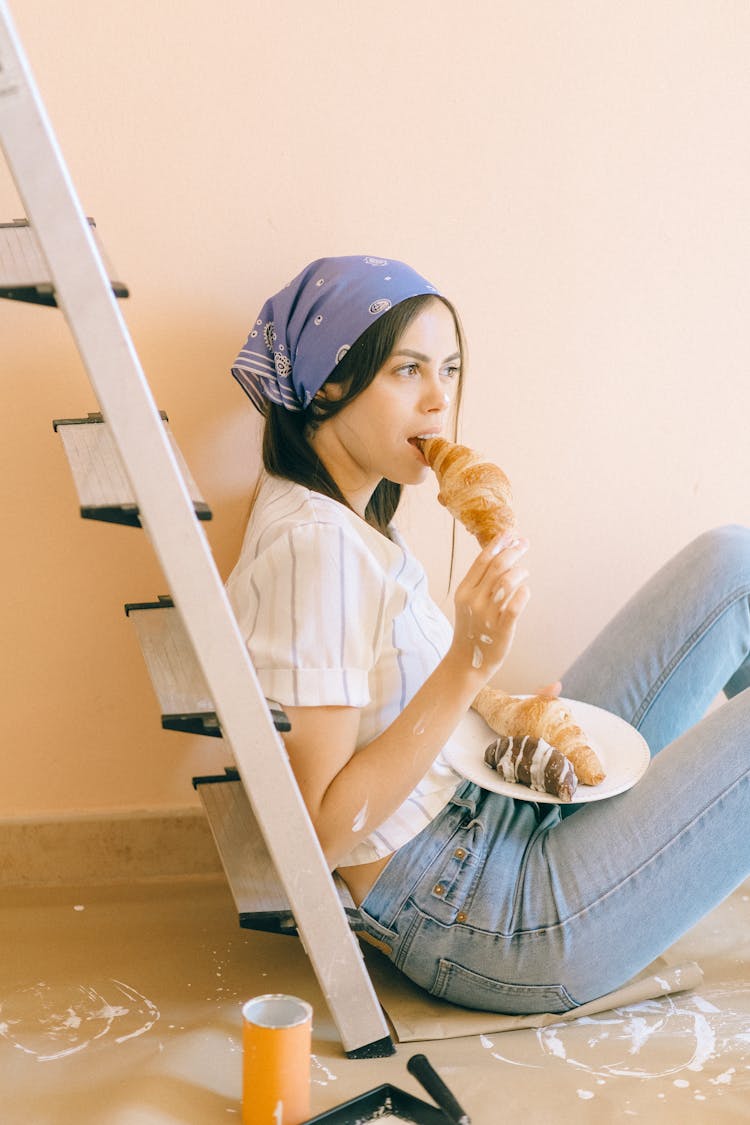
left=448, top=532, right=531, bottom=681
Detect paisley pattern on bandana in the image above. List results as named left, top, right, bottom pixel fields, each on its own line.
left=231, top=255, right=439, bottom=413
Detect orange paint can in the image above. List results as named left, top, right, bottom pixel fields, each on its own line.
left=241, top=993, right=313, bottom=1125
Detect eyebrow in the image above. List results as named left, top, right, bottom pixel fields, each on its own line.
left=393, top=349, right=461, bottom=363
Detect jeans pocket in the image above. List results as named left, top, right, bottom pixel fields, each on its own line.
left=432, top=957, right=577, bottom=1015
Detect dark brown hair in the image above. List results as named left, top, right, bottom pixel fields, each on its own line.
left=260, top=294, right=466, bottom=536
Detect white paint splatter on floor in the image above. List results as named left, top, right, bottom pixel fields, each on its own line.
left=311, top=1053, right=339, bottom=1086
left=479, top=983, right=750, bottom=1102
left=0, top=979, right=159, bottom=1061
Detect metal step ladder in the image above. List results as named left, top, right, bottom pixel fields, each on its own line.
left=0, top=0, right=393, bottom=1058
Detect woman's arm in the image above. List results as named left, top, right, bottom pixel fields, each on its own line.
left=282, top=533, right=530, bottom=868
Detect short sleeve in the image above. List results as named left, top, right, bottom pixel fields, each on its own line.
left=230, top=521, right=389, bottom=708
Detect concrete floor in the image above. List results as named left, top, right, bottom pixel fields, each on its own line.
left=1, top=875, right=750, bottom=1124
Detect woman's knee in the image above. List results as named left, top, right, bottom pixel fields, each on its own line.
left=686, top=524, right=750, bottom=590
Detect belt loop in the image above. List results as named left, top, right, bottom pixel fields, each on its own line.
left=450, top=781, right=479, bottom=818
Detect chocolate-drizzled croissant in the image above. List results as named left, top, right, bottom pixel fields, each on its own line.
left=484, top=734, right=578, bottom=802
left=419, top=435, right=606, bottom=787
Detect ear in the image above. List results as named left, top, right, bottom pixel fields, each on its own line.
left=315, top=380, right=345, bottom=402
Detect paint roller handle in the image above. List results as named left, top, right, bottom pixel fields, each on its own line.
left=407, top=1053, right=471, bottom=1125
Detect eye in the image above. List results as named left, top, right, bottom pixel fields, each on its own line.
left=442, top=364, right=461, bottom=380
left=396, top=362, right=419, bottom=378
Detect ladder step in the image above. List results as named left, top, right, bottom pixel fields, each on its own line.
left=124, top=596, right=290, bottom=737
left=0, top=218, right=128, bottom=304
left=193, top=772, right=359, bottom=936
left=54, top=412, right=211, bottom=526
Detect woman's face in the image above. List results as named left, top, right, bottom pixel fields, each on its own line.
left=309, top=299, right=461, bottom=517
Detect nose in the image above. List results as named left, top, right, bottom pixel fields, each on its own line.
left=421, top=372, right=452, bottom=412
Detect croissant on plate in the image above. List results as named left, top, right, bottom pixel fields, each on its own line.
left=418, top=436, right=606, bottom=787
left=474, top=686, right=605, bottom=786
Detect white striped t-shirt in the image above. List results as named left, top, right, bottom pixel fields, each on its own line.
left=225, top=472, right=464, bottom=866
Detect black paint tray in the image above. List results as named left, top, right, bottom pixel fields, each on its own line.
left=304, top=1081, right=452, bottom=1123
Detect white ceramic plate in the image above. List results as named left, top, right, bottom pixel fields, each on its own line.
left=445, top=698, right=651, bottom=804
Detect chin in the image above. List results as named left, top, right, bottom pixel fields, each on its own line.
left=403, top=465, right=430, bottom=486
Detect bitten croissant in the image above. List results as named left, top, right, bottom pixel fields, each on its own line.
left=417, top=436, right=515, bottom=547
left=418, top=435, right=606, bottom=787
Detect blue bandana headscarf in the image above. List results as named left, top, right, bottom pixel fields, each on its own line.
left=231, top=255, right=440, bottom=413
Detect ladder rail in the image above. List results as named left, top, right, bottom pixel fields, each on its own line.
left=0, top=1, right=391, bottom=1057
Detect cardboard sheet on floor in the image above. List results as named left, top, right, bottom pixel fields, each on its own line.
left=361, top=949, right=704, bottom=1042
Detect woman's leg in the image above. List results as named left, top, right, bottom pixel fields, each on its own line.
left=359, top=525, right=750, bottom=1013
left=561, top=524, right=750, bottom=753
left=370, top=687, right=750, bottom=1013
left=503, top=687, right=750, bottom=1006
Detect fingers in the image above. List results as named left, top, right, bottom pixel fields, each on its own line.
left=492, top=562, right=530, bottom=610
left=536, top=680, right=563, bottom=698
left=502, top=580, right=531, bottom=618
left=465, top=532, right=529, bottom=590
left=456, top=533, right=530, bottom=621
left=451, top=532, right=532, bottom=677
left=483, top=536, right=530, bottom=614
left=492, top=581, right=531, bottom=643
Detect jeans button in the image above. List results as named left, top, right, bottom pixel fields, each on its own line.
left=433, top=884, right=445, bottom=896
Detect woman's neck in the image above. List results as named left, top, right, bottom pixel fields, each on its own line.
left=308, top=429, right=377, bottom=519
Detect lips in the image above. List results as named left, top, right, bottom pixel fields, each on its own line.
left=408, top=433, right=439, bottom=465
left=408, top=433, right=441, bottom=449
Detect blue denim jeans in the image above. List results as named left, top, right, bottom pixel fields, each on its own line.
left=358, top=525, right=750, bottom=1013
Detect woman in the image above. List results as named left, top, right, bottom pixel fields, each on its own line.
left=227, top=255, right=750, bottom=1014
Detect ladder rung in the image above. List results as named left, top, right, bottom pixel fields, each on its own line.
left=0, top=218, right=128, bottom=304
left=162, top=711, right=222, bottom=738
left=124, top=596, right=290, bottom=736
left=54, top=412, right=211, bottom=526
left=194, top=773, right=358, bottom=936
left=162, top=709, right=289, bottom=737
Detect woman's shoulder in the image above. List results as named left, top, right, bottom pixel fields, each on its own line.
left=250, top=473, right=359, bottom=541
left=227, top=474, right=430, bottom=612
left=239, top=473, right=399, bottom=570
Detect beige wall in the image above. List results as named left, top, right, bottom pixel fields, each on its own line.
left=2, top=1, right=749, bottom=818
